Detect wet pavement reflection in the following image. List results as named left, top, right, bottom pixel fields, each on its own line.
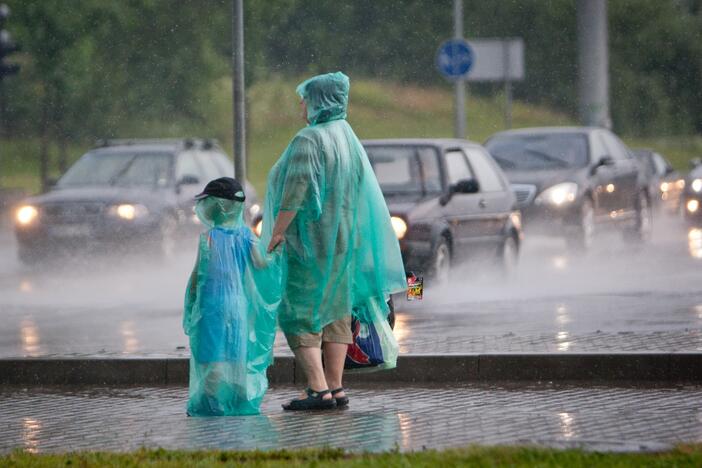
left=1, top=385, right=700, bottom=454
left=0, top=218, right=700, bottom=357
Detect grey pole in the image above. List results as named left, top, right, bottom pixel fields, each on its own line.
left=503, top=40, right=512, bottom=129
left=576, top=0, right=611, bottom=128
left=232, top=0, right=246, bottom=181
left=453, top=0, right=466, bottom=139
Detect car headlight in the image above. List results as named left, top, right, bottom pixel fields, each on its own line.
left=660, top=182, right=670, bottom=193
left=108, top=204, right=148, bottom=220
left=391, top=216, right=407, bottom=239
left=691, top=179, right=702, bottom=193
left=16, top=205, right=39, bottom=226
left=676, top=179, right=685, bottom=190
left=248, top=203, right=261, bottom=217
left=688, top=199, right=700, bottom=213
left=254, top=220, right=263, bottom=237
left=535, top=183, right=578, bottom=206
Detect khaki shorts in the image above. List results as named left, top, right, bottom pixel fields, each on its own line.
left=285, top=316, right=353, bottom=350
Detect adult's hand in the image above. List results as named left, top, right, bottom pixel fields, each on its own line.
left=267, top=233, right=286, bottom=253
left=267, top=210, right=297, bottom=253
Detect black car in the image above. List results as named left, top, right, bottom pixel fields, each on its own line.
left=362, top=139, right=523, bottom=282
left=13, top=139, right=260, bottom=264
left=683, top=160, right=702, bottom=226
left=485, top=127, right=652, bottom=250
left=633, top=148, right=685, bottom=215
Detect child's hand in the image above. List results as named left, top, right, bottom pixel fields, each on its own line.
left=267, top=233, right=285, bottom=253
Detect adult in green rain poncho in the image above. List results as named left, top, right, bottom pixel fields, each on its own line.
left=262, top=72, right=406, bottom=410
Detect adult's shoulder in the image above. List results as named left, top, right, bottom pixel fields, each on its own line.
left=293, top=126, right=324, bottom=144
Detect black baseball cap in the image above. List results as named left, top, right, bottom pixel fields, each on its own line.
left=194, top=177, right=246, bottom=202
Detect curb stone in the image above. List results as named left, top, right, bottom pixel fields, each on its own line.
left=1, top=353, right=700, bottom=385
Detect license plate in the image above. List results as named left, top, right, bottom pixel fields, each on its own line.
left=49, top=224, right=92, bottom=238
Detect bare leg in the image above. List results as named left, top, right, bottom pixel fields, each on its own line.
left=293, top=346, right=332, bottom=400
left=322, top=341, right=347, bottom=398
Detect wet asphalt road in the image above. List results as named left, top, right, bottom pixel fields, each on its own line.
left=1, top=213, right=701, bottom=357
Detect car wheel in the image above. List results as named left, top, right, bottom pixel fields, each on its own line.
left=498, top=234, right=519, bottom=277
left=566, top=198, right=595, bottom=252
left=624, top=192, right=652, bottom=243
left=431, top=237, right=451, bottom=285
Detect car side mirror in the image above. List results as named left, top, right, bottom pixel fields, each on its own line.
left=598, top=156, right=615, bottom=167
left=591, top=155, right=615, bottom=175
left=440, top=178, right=479, bottom=205
left=452, top=178, right=480, bottom=194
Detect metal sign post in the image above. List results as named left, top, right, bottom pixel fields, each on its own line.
left=436, top=0, right=474, bottom=139
left=453, top=0, right=465, bottom=139
left=232, top=0, right=246, bottom=182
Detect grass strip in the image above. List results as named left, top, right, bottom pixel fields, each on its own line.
left=3, top=444, right=702, bottom=467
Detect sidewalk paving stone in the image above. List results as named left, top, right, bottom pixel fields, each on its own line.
left=1, top=384, right=700, bottom=454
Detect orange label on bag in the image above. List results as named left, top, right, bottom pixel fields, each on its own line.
left=407, top=274, right=423, bottom=301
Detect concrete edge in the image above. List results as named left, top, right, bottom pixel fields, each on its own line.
left=0, top=353, right=700, bottom=385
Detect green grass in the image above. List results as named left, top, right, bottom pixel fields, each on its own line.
left=3, top=445, right=702, bottom=467
left=1, top=76, right=701, bottom=197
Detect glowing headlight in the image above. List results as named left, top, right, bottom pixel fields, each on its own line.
left=248, top=203, right=261, bottom=217
left=509, top=211, right=522, bottom=232
left=535, top=183, right=578, bottom=206
left=660, top=182, right=670, bottom=193
left=692, top=179, right=702, bottom=193
left=391, top=216, right=407, bottom=239
left=254, top=220, right=263, bottom=237
left=687, top=199, right=700, bottom=213
left=108, top=204, right=148, bottom=220
left=16, top=205, right=39, bottom=226
left=676, top=179, right=685, bottom=190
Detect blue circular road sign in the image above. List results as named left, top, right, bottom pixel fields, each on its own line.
left=436, top=39, right=474, bottom=79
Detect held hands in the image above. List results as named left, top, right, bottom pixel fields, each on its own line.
left=267, top=233, right=286, bottom=253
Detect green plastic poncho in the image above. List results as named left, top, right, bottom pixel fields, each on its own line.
left=183, top=195, right=280, bottom=416
left=261, top=71, right=406, bottom=340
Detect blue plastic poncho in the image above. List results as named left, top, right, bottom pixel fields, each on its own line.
left=261, top=72, right=406, bottom=343
left=183, top=195, right=280, bottom=416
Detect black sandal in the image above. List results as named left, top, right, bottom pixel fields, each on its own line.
left=331, top=387, right=349, bottom=408
left=282, top=388, right=336, bottom=411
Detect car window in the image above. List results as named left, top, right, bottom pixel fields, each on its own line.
left=195, top=151, right=223, bottom=181
left=444, top=150, right=474, bottom=185
left=465, top=148, right=504, bottom=192
left=211, top=152, right=235, bottom=177
left=652, top=153, right=669, bottom=176
left=118, top=153, right=172, bottom=187
left=417, top=147, right=442, bottom=193
left=176, top=151, right=203, bottom=182
left=58, top=151, right=173, bottom=188
left=590, top=133, right=609, bottom=162
left=601, top=132, right=629, bottom=160
left=486, top=133, right=589, bottom=170
left=366, top=146, right=421, bottom=194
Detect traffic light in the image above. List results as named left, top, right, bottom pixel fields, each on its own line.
left=0, top=4, right=20, bottom=80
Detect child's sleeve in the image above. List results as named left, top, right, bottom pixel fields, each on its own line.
left=182, top=239, right=202, bottom=335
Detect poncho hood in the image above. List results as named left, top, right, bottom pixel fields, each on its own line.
left=296, top=71, right=349, bottom=126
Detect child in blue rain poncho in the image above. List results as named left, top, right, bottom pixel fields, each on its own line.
left=183, top=177, right=280, bottom=416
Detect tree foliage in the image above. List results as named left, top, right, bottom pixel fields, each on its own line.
left=2, top=0, right=701, bottom=146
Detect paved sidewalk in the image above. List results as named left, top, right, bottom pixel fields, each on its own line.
left=1, top=384, right=701, bottom=454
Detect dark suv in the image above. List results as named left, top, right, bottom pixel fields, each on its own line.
left=363, top=139, right=523, bottom=282
left=13, top=139, right=259, bottom=264
left=485, top=127, right=651, bottom=250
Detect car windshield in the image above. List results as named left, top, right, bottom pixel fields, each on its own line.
left=58, top=151, right=173, bottom=188
left=365, top=145, right=442, bottom=195
left=486, top=133, right=589, bottom=171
